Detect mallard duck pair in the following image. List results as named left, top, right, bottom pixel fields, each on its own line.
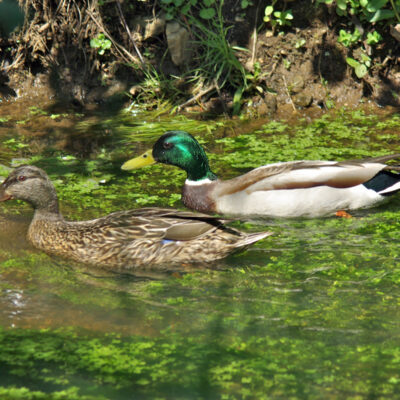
left=0, top=165, right=272, bottom=269
left=122, top=131, right=400, bottom=218
left=3, top=131, right=400, bottom=270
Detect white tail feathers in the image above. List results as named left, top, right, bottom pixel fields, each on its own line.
left=237, top=231, right=273, bottom=248
left=378, top=181, right=400, bottom=195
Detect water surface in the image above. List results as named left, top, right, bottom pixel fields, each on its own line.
left=0, top=103, right=400, bottom=399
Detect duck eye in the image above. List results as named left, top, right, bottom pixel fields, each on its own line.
left=17, top=175, right=26, bottom=182
left=163, top=142, right=173, bottom=150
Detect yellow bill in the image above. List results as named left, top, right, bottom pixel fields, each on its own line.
left=121, top=149, right=156, bottom=170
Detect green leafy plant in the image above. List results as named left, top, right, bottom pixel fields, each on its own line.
left=337, top=28, right=361, bottom=47
left=199, top=0, right=216, bottom=19
left=90, top=33, right=111, bottom=55
left=264, top=5, right=274, bottom=25
left=183, top=0, right=248, bottom=114
left=295, top=38, right=306, bottom=49
left=317, top=0, right=400, bottom=22
left=161, top=0, right=217, bottom=21
left=156, top=0, right=250, bottom=113
left=283, top=58, right=291, bottom=70
left=264, top=2, right=293, bottom=29
left=274, top=9, right=293, bottom=26
left=244, top=62, right=264, bottom=94
left=3, top=138, right=29, bottom=151
left=29, top=106, right=47, bottom=116
left=366, top=30, right=382, bottom=45
left=346, top=52, right=371, bottom=78
left=241, top=0, right=253, bottom=9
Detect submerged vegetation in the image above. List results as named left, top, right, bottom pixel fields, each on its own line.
left=1, top=107, right=400, bottom=217
left=0, top=108, right=400, bottom=397
left=1, top=1, right=400, bottom=398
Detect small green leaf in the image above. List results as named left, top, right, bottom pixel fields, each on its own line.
left=369, top=9, right=395, bottom=22
left=181, top=3, right=191, bottom=13
left=285, top=10, right=293, bottom=20
left=337, top=0, right=347, bottom=10
left=366, top=0, right=388, bottom=12
left=366, top=31, right=382, bottom=45
left=346, top=57, right=360, bottom=68
left=199, top=7, right=216, bottom=19
left=295, top=38, right=306, bottom=48
left=90, top=38, right=100, bottom=48
left=233, top=86, right=244, bottom=115
left=203, top=0, right=215, bottom=6
left=355, top=63, right=368, bottom=78
left=264, top=5, right=273, bottom=16
left=360, top=53, right=371, bottom=64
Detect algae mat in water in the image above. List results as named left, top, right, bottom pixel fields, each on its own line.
left=0, top=109, right=400, bottom=399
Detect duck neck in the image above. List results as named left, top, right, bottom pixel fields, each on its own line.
left=187, top=167, right=218, bottom=182
left=185, top=154, right=218, bottom=182
left=32, top=203, right=63, bottom=223
left=30, top=186, right=63, bottom=221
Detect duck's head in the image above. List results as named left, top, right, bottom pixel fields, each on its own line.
left=0, top=165, right=59, bottom=212
left=122, top=131, right=217, bottom=181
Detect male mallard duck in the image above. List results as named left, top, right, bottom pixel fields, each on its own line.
left=0, top=165, right=272, bottom=269
left=121, top=130, right=400, bottom=218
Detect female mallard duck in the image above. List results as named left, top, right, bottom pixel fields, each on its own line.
left=121, top=130, right=400, bottom=218
left=0, top=165, right=272, bottom=269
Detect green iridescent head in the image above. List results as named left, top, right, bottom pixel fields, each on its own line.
left=151, top=131, right=217, bottom=181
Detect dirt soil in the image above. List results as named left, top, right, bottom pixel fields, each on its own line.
left=1, top=0, right=400, bottom=118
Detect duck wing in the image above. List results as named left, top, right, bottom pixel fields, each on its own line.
left=215, top=159, right=395, bottom=196
left=348, top=153, right=400, bottom=165
left=91, top=207, right=234, bottom=242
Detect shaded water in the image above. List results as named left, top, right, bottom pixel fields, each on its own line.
left=1, top=102, right=400, bottom=399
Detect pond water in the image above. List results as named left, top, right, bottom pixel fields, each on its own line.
left=0, top=101, right=400, bottom=399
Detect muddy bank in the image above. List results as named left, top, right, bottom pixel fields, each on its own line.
left=1, top=0, right=400, bottom=117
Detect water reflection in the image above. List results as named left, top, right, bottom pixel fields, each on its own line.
left=1, top=105, right=400, bottom=397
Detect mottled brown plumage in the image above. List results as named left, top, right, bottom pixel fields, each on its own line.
left=0, top=166, right=272, bottom=269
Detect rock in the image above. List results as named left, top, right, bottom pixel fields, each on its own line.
left=166, top=22, right=190, bottom=66
left=263, top=92, right=277, bottom=114
left=293, top=92, right=313, bottom=108
left=144, top=16, right=166, bottom=39
left=104, top=81, right=126, bottom=97
left=289, top=75, right=305, bottom=93
left=390, top=24, right=400, bottom=42
left=129, top=85, right=141, bottom=96
left=245, top=60, right=255, bottom=71
left=257, top=101, right=269, bottom=116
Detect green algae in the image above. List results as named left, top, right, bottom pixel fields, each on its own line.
left=1, top=108, right=400, bottom=399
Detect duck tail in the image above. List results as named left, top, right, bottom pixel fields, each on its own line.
left=378, top=177, right=400, bottom=196
left=363, top=170, right=400, bottom=196
left=236, top=231, right=273, bottom=248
